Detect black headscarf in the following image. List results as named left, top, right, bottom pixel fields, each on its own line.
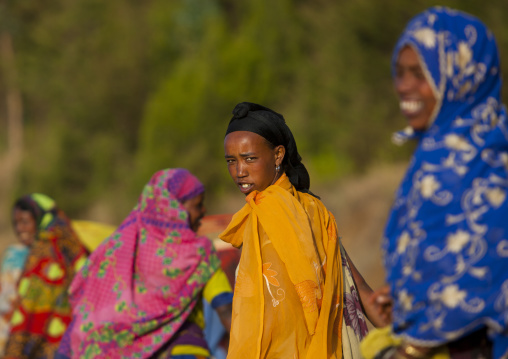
left=226, top=102, right=316, bottom=196
left=12, top=193, right=57, bottom=229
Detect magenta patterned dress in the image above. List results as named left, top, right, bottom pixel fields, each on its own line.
left=61, top=169, right=220, bottom=358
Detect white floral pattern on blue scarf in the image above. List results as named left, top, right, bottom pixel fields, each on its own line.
left=383, top=7, right=508, bottom=358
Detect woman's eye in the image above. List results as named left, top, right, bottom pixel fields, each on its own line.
left=413, top=69, right=425, bottom=80
left=226, top=159, right=234, bottom=164
left=246, top=157, right=255, bottom=162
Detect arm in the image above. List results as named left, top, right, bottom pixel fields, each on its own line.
left=344, top=249, right=392, bottom=328
left=368, top=285, right=393, bottom=327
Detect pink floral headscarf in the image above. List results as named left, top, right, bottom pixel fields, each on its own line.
left=66, top=169, right=219, bottom=358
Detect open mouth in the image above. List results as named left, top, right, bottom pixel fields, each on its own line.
left=400, top=100, right=423, bottom=115
left=238, top=183, right=254, bottom=193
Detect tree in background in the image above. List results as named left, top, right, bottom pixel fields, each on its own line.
left=0, top=0, right=24, bottom=226
left=0, top=0, right=506, bottom=224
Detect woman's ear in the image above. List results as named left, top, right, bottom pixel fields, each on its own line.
left=274, top=145, right=286, bottom=166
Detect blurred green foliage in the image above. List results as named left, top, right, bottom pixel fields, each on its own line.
left=1, top=0, right=507, bottom=220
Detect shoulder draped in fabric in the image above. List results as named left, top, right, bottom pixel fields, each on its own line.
left=220, top=173, right=368, bottom=358
left=66, top=169, right=219, bottom=358
left=384, top=7, right=508, bottom=357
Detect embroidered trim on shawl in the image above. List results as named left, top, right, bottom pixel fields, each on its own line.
left=295, top=280, right=318, bottom=313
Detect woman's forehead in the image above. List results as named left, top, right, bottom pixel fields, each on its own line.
left=14, top=208, right=34, bottom=218
left=225, top=131, right=271, bottom=148
left=396, top=46, right=421, bottom=66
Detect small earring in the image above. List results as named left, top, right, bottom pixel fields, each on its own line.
left=276, top=165, right=280, bottom=171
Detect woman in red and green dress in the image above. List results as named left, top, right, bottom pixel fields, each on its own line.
left=4, top=193, right=88, bottom=359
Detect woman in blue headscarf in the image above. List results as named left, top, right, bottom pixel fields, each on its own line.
left=363, top=7, right=508, bottom=359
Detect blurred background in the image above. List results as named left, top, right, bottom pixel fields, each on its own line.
left=1, top=0, right=507, bottom=287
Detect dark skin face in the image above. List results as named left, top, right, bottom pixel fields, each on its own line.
left=181, top=192, right=206, bottom=232
left=13, top=208, right=37, bottom=247
left=224, top=131, right=285, bottom=195
left=394, top=45, right=438, bottom=131
left=181, top=192, right=232, bottom=332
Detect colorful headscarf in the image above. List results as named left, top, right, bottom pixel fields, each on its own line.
left=4, top=193, right=88, bottom=359
left=383, top=7, right=508, bottom=357
left=65, top=168, right=219, bottom=358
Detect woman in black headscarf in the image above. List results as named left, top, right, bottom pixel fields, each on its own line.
left=220, top=102, right=384, bottom=359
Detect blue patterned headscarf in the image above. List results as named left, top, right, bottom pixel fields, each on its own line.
left=383, top=7, right=508, bottom=357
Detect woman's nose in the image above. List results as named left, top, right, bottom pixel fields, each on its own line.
left=237, top=163, right=247, bottom=177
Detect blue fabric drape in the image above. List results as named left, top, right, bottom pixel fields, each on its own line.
left=384, top=7, right=508, bottom=358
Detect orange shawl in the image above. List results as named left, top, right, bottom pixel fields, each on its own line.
left=220, top=174, right=344, bottom=358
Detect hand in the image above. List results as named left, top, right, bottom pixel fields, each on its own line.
left=342, top=250, right=391, bottom=328
left=367, top=285, right=393, bottom=327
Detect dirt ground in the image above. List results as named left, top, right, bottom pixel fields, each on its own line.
left=318, top=163, right=407, bottom=289
left=0, top=163, right=406, bottom=290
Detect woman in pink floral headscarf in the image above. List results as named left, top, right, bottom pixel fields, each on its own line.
left=57, top=168, right=233, bottom=359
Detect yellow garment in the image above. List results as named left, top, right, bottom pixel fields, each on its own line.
left=220, top=174, right=344, bottom=359
left=360, top=327, right=450, bottom=359
left=186, top=268, right=233, bottom=329
left=173, top=268, right=233, bottom=356
left=203, top=267, right=232, bottom=303
left=171, top=345, right=210, bottom=356
left=71, top=220, right=116, bottom=251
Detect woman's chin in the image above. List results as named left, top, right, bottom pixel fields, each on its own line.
left=406, top=115, right=431, bottom=131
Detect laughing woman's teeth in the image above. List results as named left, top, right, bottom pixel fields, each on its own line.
left=241, top=184, right=250, bottom=188
left=400, top=100, right=423, bottom=113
